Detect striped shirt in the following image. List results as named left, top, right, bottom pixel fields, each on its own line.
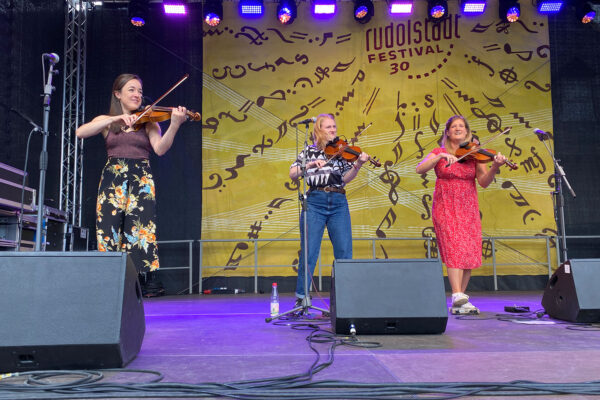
left=291, top=144, right=353, bottom=189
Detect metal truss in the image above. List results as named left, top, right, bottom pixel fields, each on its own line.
left=60, top=0, right=88, bottom=248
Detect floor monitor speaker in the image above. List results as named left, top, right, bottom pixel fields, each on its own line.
left=542, top=259, right=600, bottom=323
left=0, top=252, right=145, bottom=372
left=331, top=258, right=447, bottom=334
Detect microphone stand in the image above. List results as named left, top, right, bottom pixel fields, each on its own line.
left=35, top=59, right=59, bottom=251
left=2, top=105, right=44, bottom=251
left=536, top=131, right=576, bottom=264
left=266, top=121, right=328, bottom=322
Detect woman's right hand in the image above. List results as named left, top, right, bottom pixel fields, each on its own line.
left=309, top=159, right=327, bottom=169
left=439, top=153, right=458, bottom=166
left=115, top=113, right=137, bottom=129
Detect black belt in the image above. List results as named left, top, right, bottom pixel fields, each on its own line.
left=309, top=186, right=346, bottom=194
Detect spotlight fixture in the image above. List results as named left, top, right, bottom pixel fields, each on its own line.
left=164, top=2, right=187, bottom=15
left=204, top=0, right=223, bottom=26
left=353, top=0, right=374, bottom=23
left=128, top=0, right=149, bottom=27
left=389, top=0, right=413, bottom=14
left=313, top=0, right=337, bottom=15
left=428, top=0, right=448, bottom=19
left=576, top=1, right=596, bottom=22
left=239, top=0, right=264, bottom=16
left=277, top=0, right=297, bottom=24
left=499, top=0, right=520, bottom=22
left=537, top=0, right=563, bottom=13
left=461, top=0, right=486, bottom=13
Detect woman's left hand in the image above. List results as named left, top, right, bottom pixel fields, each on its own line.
left=358, top=152, right=369, bottom=166
left=171, top=106, right=187, bottom=127
left=493, top=152, right=507, bottom=167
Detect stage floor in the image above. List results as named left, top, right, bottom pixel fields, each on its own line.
left=121, top=290, right=599, bottom=399
left=5, top=291, right=600, bottom=399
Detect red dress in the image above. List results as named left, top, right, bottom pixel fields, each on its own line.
left=431, top=147, right=482, bottom=270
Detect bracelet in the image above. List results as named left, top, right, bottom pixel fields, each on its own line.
left=353, top=163, right=361, bottom=171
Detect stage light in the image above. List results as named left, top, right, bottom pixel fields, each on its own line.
left=428, top=0, right=448, bottom=19
left=128, top=0, right=149, bottom=27
left=277, top=0, right=297, bottom=24
left=537, top=0, right=563, bottom=12
left=461, top=0, right=486, bottom=13
left=499, top=0, right=520, bottom=22
left=354, top=0, right=374, bottom=23
left=164, top=2, right=187, bottom=15
left=204, top=0, right=223, bottom=26
left=576, top=1, right=596, bottom=22
left=313, top=0, right=337, bottom=15
left=239, top=0, right=264, bottom=16
left=389, top=0, right=413, bottom=14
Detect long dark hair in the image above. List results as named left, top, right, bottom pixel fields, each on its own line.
left=107, top=74, right=142, bottom=132
left=109, top=73, right=142, bottom=116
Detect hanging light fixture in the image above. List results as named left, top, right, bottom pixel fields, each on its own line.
left=428, top=0, right=448, bottom=19
left=128, top=0, right=149, bottom=27
left=239, top=0, right=264, bottom=16
left=576, top=0, right=596, bottom=23
left=204, top=0, right=223, bottom=26
left=277, top=0, right=297, bottom=24
left=461, top=0, right=486, bottom=14
left=353, top=0, right=374, bottom=23
left=536, top=0, right=563, bottom=13
left=313, top=0, right=337, bottom=15
left=388, top=0, right=413, bottom=15
left=499, top=0, right=520, bottom=22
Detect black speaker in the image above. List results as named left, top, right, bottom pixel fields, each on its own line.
left=542, top=259, right=600, bottom=323
left=331, top=259, right=448, bottom=334
left=0, top=252, right=145, bottom=372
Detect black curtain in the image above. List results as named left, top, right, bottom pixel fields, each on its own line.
left=549, top=9, right=600, bottom=259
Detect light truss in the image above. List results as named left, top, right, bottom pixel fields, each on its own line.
left=60, top=0, right=87, bottom=249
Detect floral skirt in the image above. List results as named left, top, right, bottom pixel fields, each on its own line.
left=96, top=158, right=160, bottom=273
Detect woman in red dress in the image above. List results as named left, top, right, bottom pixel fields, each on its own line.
left=416, top=115, right=507, bottom=311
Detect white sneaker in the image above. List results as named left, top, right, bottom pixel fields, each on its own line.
left=451, top=292, right=469, bottom=307
left=461, top=301, right=477, bottom=310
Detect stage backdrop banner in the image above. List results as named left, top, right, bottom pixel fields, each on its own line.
left=202, top=0, right=556, bottom=279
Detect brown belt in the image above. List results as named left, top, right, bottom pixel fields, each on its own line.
left=309, top=186, right=346, bottom=194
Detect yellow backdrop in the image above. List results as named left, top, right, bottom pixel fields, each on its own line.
left=201, top=0, right=556, bottom=279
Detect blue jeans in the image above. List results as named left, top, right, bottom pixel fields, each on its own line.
left=295, top=190, right=352, bottom=298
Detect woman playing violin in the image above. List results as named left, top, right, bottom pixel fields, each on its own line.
left=415, top=115, right=507, bottom=312
left=76, top=73, right=187, bottom=297
left=289, top=113, right=370, bottom=311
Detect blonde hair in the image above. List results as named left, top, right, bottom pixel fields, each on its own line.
left=441, top=115, right=472, bottom=151
left=312, top=113, right=336, bottom=150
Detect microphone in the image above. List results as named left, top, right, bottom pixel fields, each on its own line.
left=297, top=117, right=317, bottom=124
left=43, top=53, right=60, bottom=64
left=533, top=128, right=550, bottom=141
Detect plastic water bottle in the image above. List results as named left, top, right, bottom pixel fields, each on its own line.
left=270, top=282, right=279, bottom=317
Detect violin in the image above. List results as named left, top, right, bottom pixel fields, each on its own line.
left=324, top=138, right=381, bottom=167
left=126, top=106, right=201, bottom=132
left=455, top=142, right=518, bottom=170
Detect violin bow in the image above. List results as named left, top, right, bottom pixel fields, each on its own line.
left=453, top=126, right=512, bottom=163
left=350, top=122, right=373, bottom=144
left=128, top=73, right=189, bottom=127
